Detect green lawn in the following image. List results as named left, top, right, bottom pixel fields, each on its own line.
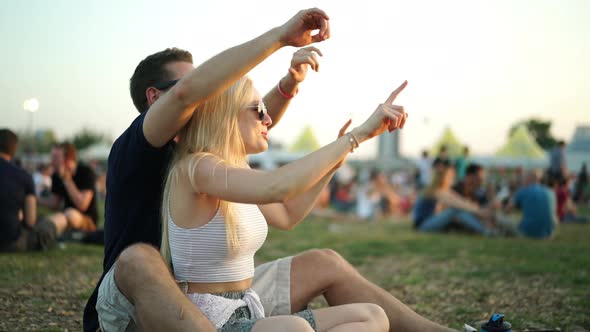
left=1, top=216, right=589, bottom=331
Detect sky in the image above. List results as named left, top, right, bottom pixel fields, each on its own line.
left=1, top=0, right=589, bottom=158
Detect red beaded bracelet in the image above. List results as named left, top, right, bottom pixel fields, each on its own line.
left=277, top=80, right=298, bottom=99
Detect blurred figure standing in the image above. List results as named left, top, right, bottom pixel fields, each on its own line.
left=573, top=163, right=588, bottom=204
left=548, top=140, right=567, bottom=183
left=454, top=146, right=470, bottom=183
left=416, top=150, right=432, bottom=189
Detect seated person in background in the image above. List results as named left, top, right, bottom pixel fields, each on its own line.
left=357, top=170, right=385, bottom=221
left=552, top=176, right=569, bottom=222
left=453, top=163, right=490, bottom=207
left=39, top=142, right=99, bottom=233
left=332, top=177, right=357, bottom=213
left=553, top=176, right=589, bottom=223
left=0, top=129, right=59, bottom=252
left=375, top=170, right=402, bottom=217
left=413, top=165, right=494, bottom=235
left=503, top=170, right=558, bottom=239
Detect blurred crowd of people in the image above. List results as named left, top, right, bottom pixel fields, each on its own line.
left=3, top=124, right=589, bottom=254
left=314, top=143, right=589, bottom=240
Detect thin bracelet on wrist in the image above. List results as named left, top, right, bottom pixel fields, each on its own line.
left=277, top=79, right=298, bottom=99
left=349, top=131, right=360, bottom=149
left=346, top=133, right=359, bottom=153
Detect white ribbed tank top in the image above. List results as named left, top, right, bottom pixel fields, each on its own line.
left=168, top=201, right=268, bottom=283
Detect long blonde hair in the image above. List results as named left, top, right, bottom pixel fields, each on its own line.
left=161, top=76, right=256, bottom=266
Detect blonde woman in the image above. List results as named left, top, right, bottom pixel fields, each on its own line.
left=413, top=165, right=493, bottom=234
left=160, top=76, right=408, bottom=331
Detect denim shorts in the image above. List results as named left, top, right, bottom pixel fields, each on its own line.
left=211, top=290, right=316, bottom=332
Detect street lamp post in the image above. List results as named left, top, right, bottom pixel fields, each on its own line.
left=23, top=98, right=39, bottom=167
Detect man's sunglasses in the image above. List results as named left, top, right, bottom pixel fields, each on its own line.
left=245, top=100, right=268, bottom=121
left=152, top=79, right=179, bottom=90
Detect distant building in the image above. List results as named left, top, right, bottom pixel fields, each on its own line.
left=377, top=129, right=400, bottom=161
left=566, top=125, right=590, bottom=172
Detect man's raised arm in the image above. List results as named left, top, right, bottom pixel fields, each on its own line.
left=144, top=8, right=330, bottom=147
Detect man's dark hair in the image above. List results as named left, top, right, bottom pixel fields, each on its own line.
left=130, top=48, right=193, bottom=113
left=0, top=128, right=18, bottom=157
left=439, top=145, right=447, bottom=153
left=60, top=142, right=77, bottom=161
left=558, top=140, right=566, bottom=147
left=465, top=163, right=483, bottom=176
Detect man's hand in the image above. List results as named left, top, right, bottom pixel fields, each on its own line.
left=279, top=8, right=330, bottom=47
left=289, top=46, right=323, bottom=83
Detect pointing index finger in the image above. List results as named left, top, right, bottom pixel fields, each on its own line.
left=385, top=80, right=408, bottom=104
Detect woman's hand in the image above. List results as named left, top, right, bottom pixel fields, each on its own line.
left=352, top=81, right=409, bottom=143
left=289, top=46, right=323, bottom=83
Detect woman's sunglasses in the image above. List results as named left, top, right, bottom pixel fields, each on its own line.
left=246, top=100, right=268, bottom=121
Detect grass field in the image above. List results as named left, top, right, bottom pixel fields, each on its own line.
left=1, top=215, right=589, bottom=331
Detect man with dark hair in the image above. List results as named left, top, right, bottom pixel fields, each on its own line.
left=0, top=129, right=58, bottom=252
left=453, top=163, right=489, bottom=206
left=84, top=9, right=454, bottom=332
left=129, top=47, right=193, bottom=112
left=39, top=142, right=99, bottom=234
left=0, top=128, right=18, bottom=157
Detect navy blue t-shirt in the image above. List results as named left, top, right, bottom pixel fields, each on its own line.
left=0, top=158, right=35, bottom=245
left=83, top=112, right=174, bottom=331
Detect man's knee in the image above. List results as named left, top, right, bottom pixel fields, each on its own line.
left=115, top=244, right=168, bottom=293
left=117, top=244, right=163, bottom=272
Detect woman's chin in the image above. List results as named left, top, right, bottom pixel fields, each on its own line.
left=246, top=143, right=268, bottom=155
